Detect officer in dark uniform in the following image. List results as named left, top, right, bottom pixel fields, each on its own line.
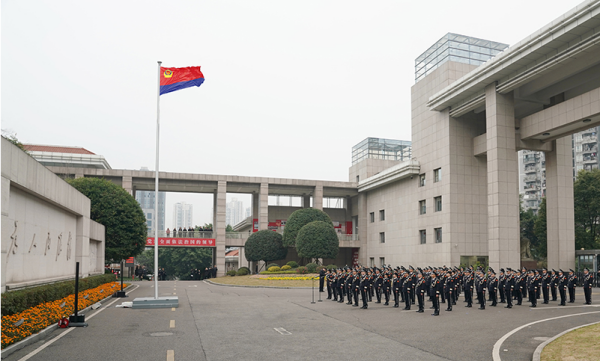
left=488, top=268, right=498, bottom=307
left=360, top=269, right=369, bottom=309
left=382, top=272, right=391, bottom=305
left=504, top=268, right=514, bottom=308
left=527, top=269, right=537, bottom=307
left=541, top=269, right=550, bottom=304
left=326, top=269, right=333, bottom=299
left=582, top=268, right=593, bottom=305
left=515, top=269, right=524, bottom=306
left=463, top=268, right=473, bottom=308
left=374, top=268, right=383, bottom=303
left=415, top=271, right=427, bottom=313
left=352, top=269, right=361, bottom=307
left=550, top=269, right=558, bottom=301
left=392, top=272, right=401, bottom=308
left=345, top=269, right=354, bottom=305
left=319, top=267, right=326, bottom=292
left=331, top=269, right=339, bottom=301
left=567, top=269, right=577, bottom=303
left=498, top=269, right=506, bottom=303
left=337, top=269, right=346, bottom=303
left=443, top=270, right=454, bottom=311
left=477, top=269, right=487, bottom=310
left=402, top=271, right=412, bottom=310
left=558, top=269, right=567, bottom=306
left=430, top=271, right=442, bottom=316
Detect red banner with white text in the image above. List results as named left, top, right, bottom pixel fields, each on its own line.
left=146, top=238, right=216, bottom=247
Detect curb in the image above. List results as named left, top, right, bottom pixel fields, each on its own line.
left=532, top=320, right=600, bottom=361
left=1, top=284, right=135, bottom=359
left=204, top=279, right=315, bottom=290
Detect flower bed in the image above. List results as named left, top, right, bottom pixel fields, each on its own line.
left=1, top=281, right=127, bottom=349
left=263, top=276, right=318, bottom=281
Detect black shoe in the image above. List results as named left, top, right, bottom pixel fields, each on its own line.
left=560, top=303, right=565, bottom=306
left=452, top=302, right=456, bottom=305
left=465, top=305, right=472, bottom=308
left=516, top=303, right=522, bottom=306
left=491, top=303, right=497, bottom=307
left=505, top=305, right=511, bottom=308
left=384, top=302, right=389, bottom=306
left=417, top=309, right=424, bottom=313
left=478, top=307, right=485, bottom=310
left=375, top=301, right=381, bottom=304
left=446, top=308, right=452, bottom=312
left=543, top=302, right=548, bottom=304
left=530, top=305, right=536, bottom=307
left=432, top=312, right=439, bottom=316
left=394, top=304, right=399, bottom=308
left=352, top=304, right=359, bottom=307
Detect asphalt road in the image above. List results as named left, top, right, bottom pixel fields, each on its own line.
left=5, top=281, right=600, bottom=361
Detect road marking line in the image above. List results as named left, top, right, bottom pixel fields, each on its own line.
left=170, top=320, right=175, bottom=328
left=167, top=350, right=174, bottom=361
left=530, top=304, right=599, bottom=310
left=18, top=285, right=140, bottom=361
left=492, top=311, right=600, bottom=361
left=274, top=327, right=291, bottom=335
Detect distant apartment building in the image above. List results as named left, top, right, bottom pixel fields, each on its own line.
left=518, top=126, right=600, bottom=213
left=135, top=168, right=166, bottom=232
left=226, top=198, right=245, bottom=227
left=173, top=202, right=193, bottom=229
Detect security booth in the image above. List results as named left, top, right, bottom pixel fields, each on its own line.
left=575, top=249, right=599, bottom=287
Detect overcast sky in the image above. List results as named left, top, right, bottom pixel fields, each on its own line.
left=2, top=0, right=581, bottom=226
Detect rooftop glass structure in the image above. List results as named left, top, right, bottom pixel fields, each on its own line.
left=415, top=33, right=509, bottom=82
left=352, top=137, right=412, bottom=165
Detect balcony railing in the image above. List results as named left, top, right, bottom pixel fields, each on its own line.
left=225, top=232, right=248, bottom=239
left=338, top=234, right=359, bottom=242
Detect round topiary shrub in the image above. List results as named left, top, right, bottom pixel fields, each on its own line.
left=282, top=208, right=333, bottom=247
left=306, top=263, right=317, bottom=273
left=281, top=265, right=292, bottom=271
left=286, top=261, right=299, bottom=268
left=296, top=266, right=308, bottom=274
left=226, top=270, right=237, bottom=276
left=266, top=263, right=279, bottom=270
left=236, top=267, right=250, bottom=276
left=268, top=266, right=281, bottom=272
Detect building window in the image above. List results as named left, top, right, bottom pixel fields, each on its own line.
left=370, top=257, right=375, bottom=267
left=434, top=196, right=442, bottom=212
left=419, top=200, right=426, bottom=215
left=419, top=229, right=426, bottom=244
left=370, top=212, right=375, bottom=223
left=379, top=210, right=385, bottom=221
left=435, top=228, right=442, bottom=243
left=434, top=168, right=442, bottom=182
left=379, top=232, right=385, bottom=243
left=356, top=175, right=360, bottom=183
left=419, top=173, right=426, bottom=187
left=380, top=257, right=385, bottom=267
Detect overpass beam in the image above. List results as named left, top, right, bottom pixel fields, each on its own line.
left=545, top=137, right=575, bottom=270
left=485, top=85, right=520, bottom=271
left=214, top=181, right=227, bottom=277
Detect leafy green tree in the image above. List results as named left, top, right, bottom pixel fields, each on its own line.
left=226, top=224, right=234, bottom=232
left=282, top=208, right=332, bottom=247
left=574, top=169, right=600, bottom=250
left=136, top=247, right=213, bottom=280
left=295, top=221, right=339, bottom=260
left=245, top=230, right=287, bottom=264
left=520, top=201, right=540, bottom=259
left=67, top=177, right=147, bottom=262
left=533, top=197, right=547, bottom=259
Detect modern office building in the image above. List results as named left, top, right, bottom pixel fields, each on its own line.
left=226, top=197, right=245, bottom=227
left=172, top=202, right=193, bottom=229
left=135, top=168, right=166, bottom=232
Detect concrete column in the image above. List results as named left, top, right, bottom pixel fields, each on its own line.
left=0, top=175, right=14, bottom=293
left=122, top=176, right=133, bottom=196
left=545, top=136, right=575, bottom=270
left=259, top=183, right=268, bottom=230
left=214, top=181, right=227, bottom=277
left=485, top=85, right=520, bottom=271
left=357, top=192, right=368, bottom=265
left=314, top=183, right=323, bottom=210
left=302, top=195, right=311, bottom=208
left=252, top=193, right=259, bottom=226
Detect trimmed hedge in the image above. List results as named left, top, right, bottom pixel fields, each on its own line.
left=306, top=263, right=318, bottom=273
left=286, top=261, right=299, bottom=268
left=280, top=265, right=292, bottom=271
left=296, top=266, right=309, bottom=274
left=226, top=270, right=237, bottom=276
left=1, top=274, right=115, bottom=316
left=259, top=270, right=299, bottom=275
left=237, top=267, right=250, bottom=276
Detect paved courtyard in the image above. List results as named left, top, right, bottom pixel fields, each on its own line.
left=5, top=281, right=600, bottom=361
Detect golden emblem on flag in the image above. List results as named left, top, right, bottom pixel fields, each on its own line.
left=163, top=69, right=173, bottom=78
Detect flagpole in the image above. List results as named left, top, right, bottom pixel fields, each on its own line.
left=154, top=61, right=162, bottom=299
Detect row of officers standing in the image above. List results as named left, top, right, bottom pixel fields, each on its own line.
left=322, top=265, right=594, bottom=315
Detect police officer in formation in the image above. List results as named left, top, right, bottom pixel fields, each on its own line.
left=322, top=264, right=593, bottom=314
